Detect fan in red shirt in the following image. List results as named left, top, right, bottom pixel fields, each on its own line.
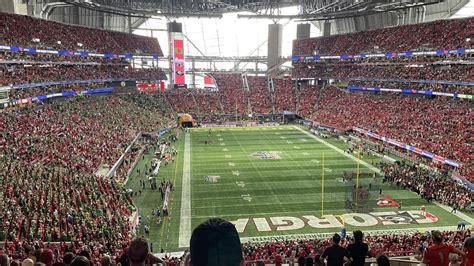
left=465, top=237, right=474, bottom=266
left=423, top=231, right=466, bottom=266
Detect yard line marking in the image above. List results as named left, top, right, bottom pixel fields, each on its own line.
left=178, top=132, right=192, bottom=248
left=293, top=126, right=380, bottom=174
left=230, top=131, right=286, bottom=212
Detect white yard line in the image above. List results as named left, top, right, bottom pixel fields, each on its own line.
left=178, top=132, right=192, bottom=248
left=434, top=202, right=474, bottom=225
left=293, top=126, right=381, bottom=174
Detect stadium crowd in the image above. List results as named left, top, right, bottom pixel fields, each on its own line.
left=248, top=76, right=272, bottom=114
left=292, top=64, right=474, bottom=84
left=293, top=17, right=474, bottom=55
left=1, top=219, right=473, bottom=266
left=0, top=95, right=172, bottom=247
left=381, top=162, right=471, bottom=209
left=274, top=79, right=297, bottom=113
left=307, top=86, right=472, bottom=180
left=0, top=51, right=127, bottom=64
left=241, top=230, right=473, bottom=264
left=346, top=81, right=472, bottom=95
left=7, top=83, right=107, bottom=100
left=214, top=73, right=248, bottom=114
left=0, top=12, right=163, bottom=55
left=1, top=65, right=166, bottom=87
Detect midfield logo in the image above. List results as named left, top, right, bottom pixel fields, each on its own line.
left=251, top=151, right=282, bottom=160
left=203, top=175, right=220, bottom=183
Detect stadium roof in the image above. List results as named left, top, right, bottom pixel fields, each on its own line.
left=63, top=0, right=445, bottom=19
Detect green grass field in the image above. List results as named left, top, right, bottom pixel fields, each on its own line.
left=126, top=125, right=472, bottom=252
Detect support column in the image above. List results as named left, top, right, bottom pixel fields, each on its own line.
left=128, top=13, right=132, bottom=34
left=322, top=21, right=331, bottom=36
left=296, top=24, right=311, bottom=39
left=267, top=23, right=283, bottom=75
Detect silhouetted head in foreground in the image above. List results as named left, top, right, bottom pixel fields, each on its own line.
left=188, top=218, right=243, bottom=266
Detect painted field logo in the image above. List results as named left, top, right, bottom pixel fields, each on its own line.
left=251, top=151, right=282, bottom=160
left=231, top=211, right=439, bottom=234
left=377, top=195, right=399, bottom=207
left=203, top=175, right=220, bottom=183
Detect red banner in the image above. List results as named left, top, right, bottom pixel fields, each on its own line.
left=171, top=33, right=185, bottom=87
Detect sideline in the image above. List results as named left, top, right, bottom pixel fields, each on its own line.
left=292, top=126, right=381, bottom=174
left=178, top=132, right=192, bottom=247
left=159, top=138, right=182, bottom=249
left=434, top=202, right=474, bottom=225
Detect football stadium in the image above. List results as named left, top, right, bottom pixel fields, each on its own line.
left=0, top=0, right=473, bottom=265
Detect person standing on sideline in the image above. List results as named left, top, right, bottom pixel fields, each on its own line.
left=423, top=231, right=466, bottom=266
left=451, top=204, right=458, bottom=213
left=320, top=234, right=352, bottom=266
left=347, top=230, right=369, bottom=266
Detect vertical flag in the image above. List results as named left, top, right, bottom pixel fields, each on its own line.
left=170, top=32, right=186, bottom=87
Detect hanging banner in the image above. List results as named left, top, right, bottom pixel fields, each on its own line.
left=170, top=32, right=186, bottom=88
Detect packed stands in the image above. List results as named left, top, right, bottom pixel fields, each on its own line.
left=1, top=95, right=170, bottom=173
left=2, top=228, right=471, bottom=265
left=296, top=85, right=319, bottom=118
left=1, top=65, right=166, bottom=87
left=381, top=162, right=471, bottom=209
left=164, top=89, right=201, bottom=114
left=214, top=73, right=248, bottom=114
left=0, top=65, right=166, bottom=100
left=307, top=86, right=472, bottom=180
left=347, top=81, right=472, bottom=95
left=292, top=63, right=474, bottom=83
left=293, top=17, right=474, bottom=56
left=1, top=162, right=133, bottom=243
left=0, top=12, right=163, bottom=55
left=248, top=76, right=272, bottom=114
left=193, top=89, right=224, bottom=114
left=0, top=95, right=171, bottom=245
left=0, top=50, right=127, bottom=63
left=241, top=230, right=471, bottom=264
left=274, top=79, right=296, bottom=113
left=7, top=83, right=107, bottom=100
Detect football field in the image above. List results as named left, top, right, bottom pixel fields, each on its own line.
left=127, top=125, right=472, bottom=251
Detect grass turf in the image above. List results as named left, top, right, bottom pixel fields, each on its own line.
left=127, top=125, right=468, bottom=252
